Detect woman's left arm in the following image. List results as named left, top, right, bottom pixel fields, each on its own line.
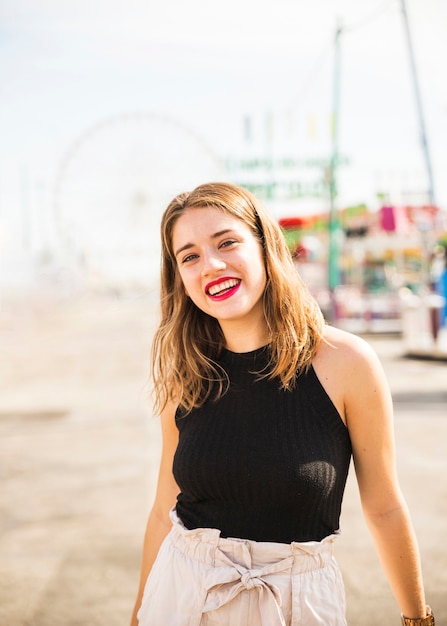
left=343, top=335, right=429, bottom=620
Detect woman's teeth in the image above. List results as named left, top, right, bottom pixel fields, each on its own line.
left=208, top=279, right=239, bottom=296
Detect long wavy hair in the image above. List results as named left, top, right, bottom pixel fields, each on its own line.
left=151, top=182, right=325, bottom=414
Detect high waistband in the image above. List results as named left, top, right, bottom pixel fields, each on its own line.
left=170, top=507, right=336, bottom=572
left=169, top=508, right=339, bottom=626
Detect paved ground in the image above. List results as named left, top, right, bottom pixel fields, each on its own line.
left=0, top=291, right=445, bottom=626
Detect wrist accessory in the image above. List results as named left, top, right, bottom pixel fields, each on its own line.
left=401, top=605, right=434, bottom=626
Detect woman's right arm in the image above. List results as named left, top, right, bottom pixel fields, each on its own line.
left=129, top=401, right=180, bottom=626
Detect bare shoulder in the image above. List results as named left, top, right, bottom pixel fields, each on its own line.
left=318, top=324, right=381, bottom=368
left=312, top=325, right=388, bottom=423
left=160, top=399, right=180, bottom=441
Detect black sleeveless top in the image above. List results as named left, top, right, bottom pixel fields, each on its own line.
left=173, top=346, right=352, bottom=543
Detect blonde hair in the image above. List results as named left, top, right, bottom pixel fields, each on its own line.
left=151, top=182, right=325, bottom=413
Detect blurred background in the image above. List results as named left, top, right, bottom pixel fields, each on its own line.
left=0, top=0, right=446, bottom=624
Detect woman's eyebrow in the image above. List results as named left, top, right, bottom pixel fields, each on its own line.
left=174, top=229, right=233, bottom=257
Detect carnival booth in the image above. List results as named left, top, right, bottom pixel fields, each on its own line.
left=279, top=204, right=447, bottom=344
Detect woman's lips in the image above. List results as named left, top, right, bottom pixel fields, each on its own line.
left=206, top=278, right=241, bottom=300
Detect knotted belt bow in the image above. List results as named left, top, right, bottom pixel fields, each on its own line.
left=202, top=550, right=295, bottom=625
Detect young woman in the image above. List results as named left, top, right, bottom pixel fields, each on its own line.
left=130, top=182, right=434, bottom=625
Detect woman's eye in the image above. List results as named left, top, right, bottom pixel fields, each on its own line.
left=220, top=239, right=237, bottom=249
left=182, top=254, right=198, bottom=264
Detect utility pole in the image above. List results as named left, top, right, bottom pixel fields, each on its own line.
left=401, top=0, right=437, bottom=296
left=328, top=20, right=343, bottom=321
left=400, top=0, right=435, bottom=205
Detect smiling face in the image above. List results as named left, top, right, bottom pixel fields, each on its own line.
left=172, top=206, right=268, bottom=348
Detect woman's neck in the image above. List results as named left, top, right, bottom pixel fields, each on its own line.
left=220, top=321, right=270, bottom=354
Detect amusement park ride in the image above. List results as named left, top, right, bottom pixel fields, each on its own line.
left=46, top=2, right=445, bottom=357
left=277, top=0, right=447, bottom=357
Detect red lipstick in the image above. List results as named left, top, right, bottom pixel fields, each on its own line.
left=205, top=277, right=241, bottom=301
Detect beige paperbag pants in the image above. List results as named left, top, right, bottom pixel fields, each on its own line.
left=137, top=508, right=347, bottom=626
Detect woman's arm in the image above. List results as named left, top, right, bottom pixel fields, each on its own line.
left=342, top=332, right=428, bottom=619
left=129, top=401, right=180, bottom=626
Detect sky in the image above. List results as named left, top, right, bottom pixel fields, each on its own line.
left=1, top=0, right=446, bottom=284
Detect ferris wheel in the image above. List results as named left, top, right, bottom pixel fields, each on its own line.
left=53, top=111, right=227, bottom=285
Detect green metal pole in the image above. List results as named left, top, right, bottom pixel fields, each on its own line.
left=328, top=21, right=342, bottom=319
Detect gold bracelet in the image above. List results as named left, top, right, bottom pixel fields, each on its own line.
left=401, top=605, right=435, bottom=626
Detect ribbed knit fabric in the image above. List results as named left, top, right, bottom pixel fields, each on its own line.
left=173, top=345, right=352, bottom=543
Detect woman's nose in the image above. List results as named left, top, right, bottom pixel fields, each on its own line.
left=201, top=251, right=226, bottom=275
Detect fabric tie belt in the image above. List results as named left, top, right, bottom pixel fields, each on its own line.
left=202, top=549, right=295, bottom=625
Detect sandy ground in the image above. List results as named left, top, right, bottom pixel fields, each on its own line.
left=0, top=291, right=446, bottom=626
